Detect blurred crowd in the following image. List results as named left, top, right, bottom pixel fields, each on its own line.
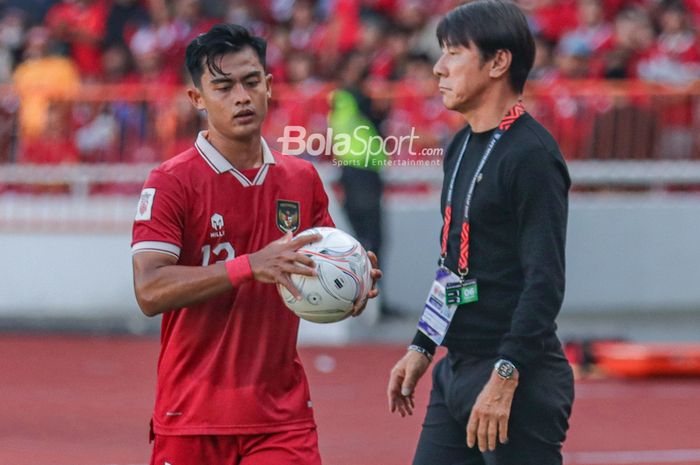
left=3, top=0, right=700, bottom=165
left=4, top=0, right=700, bottom=85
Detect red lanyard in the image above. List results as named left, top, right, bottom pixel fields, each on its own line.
left=440, top=102, right=525, bottom=278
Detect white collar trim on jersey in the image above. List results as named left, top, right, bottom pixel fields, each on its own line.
left=194, top=131, right=275, bottom=187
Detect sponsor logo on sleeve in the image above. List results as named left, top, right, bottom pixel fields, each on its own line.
left=135, top=188, right=156, bottom=221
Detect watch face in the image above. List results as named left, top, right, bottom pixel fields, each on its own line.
left=497, top=361, right=514, bottom=379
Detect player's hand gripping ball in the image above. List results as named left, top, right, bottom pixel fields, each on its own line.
left=278, top=227, right=372, bottom=323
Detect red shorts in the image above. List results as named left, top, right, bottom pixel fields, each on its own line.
left=149, top=428, right=321, bottom=465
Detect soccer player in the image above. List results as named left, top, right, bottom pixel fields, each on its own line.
left=131, top=24, right=380, bottom=464
left=387, top=2, right=574, bottom=465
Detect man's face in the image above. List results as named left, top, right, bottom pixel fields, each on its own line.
left=433, top=42, right=492, bottom=113
left=189, top=47, right=272, bottom=141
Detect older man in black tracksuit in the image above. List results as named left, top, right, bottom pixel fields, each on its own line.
left=387, top=2, right=575, bottom=465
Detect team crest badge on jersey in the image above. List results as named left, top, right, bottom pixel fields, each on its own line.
left=276, top=200, right=300, bottom=233
left=135, top=188, right=156, bottom=221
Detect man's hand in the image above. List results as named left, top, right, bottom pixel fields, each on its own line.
left=248, top=232, right=321, bottom=299
left=387, top=349, right=431, bottom=417
left=351, top=251, right=382, bottom=317
left=466, top=369, right=519, bottom=452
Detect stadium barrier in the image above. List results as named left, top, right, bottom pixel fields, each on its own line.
left=5, top=160, right=700, bottom=196
left=2, top=165, right=700, bottom=343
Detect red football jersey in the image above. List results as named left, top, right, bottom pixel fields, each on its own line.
left=132, top=132, right=334, bottom=435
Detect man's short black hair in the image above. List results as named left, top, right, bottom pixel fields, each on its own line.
left=436, top=0, right=535, bottom=93
left=185, top=24, right=267, bottom=87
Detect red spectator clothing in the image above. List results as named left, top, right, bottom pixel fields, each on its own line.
left=45, top=0, right=109, bottom=77
left=648, top=32, right=700, bottom=65
left=636, top=32, right=700, bottom=126
left=316, top=0, right=359, bottom=55
left=530, top=0, right=578, bottom=42
left=595, top=34, right=653, bottom=80
left=362, top=0, right=398, bottom=16
left=560, top=26, right=614, bottom=78
left=369, top=49, right=396, bottom=80
left=19, top=136, right=79, bottom=164
left=264, top=82, right=329, bottom=141
left=161, top=18, right=219, bottom=75
left=16, top=134, right=79, bottom=194
left=265, top=42, right=288, bottom=83
left=601, top=0, right=647, bottom=20
left=132, top=132, right=334, bottom=435
left=388, top=80, right=457, bottom=157
left=138, top=67, right=181, bottom=87
left=528, top=75, right=605, bottom=159
left=684, top=0, right=700, bottom=28
left=336, top=0, right=360, bottom=53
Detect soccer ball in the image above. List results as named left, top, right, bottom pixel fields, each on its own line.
left=278, top=227, right=372, bottom=323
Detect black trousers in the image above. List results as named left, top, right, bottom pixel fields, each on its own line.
left=339, top=166, right=383, bottom=260
left=413, top=347, right=574, bottom=465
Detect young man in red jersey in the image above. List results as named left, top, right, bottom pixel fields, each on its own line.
left=131, top=24, right=380, bottom=465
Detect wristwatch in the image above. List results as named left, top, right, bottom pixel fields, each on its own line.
left=408, top=344, right=434, bottom=363
left=494, top=359, right=518, bottom=380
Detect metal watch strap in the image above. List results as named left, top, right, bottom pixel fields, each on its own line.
left=408, top=344, right=434, bottom=363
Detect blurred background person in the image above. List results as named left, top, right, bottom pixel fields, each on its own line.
left=601, top=6, right=655, bottom=79
left=44, top=0, right=109, bottom=79
left=103, top=0, right=151, bottom=50
left=18, top=102, right=78, bottom=166
left=386, top=52, right=456, bottom=159
left=529, top=33, right=557, bottom=81
left=639, top=1, right=700, bottom=158
left=1, top=0, right=55, bottom=27
left=555, top=35, right=594, bottom=79
left=638, top=0, right=700, bottom=84
left=0, top=7, right=25, bottom=83
left=12, top=26, right=80, bottom=144
left=523, top=0, right=579, bottom=43
left=101, top=42, right=136, bottom=84
left=328, top=51, right=400, bottom=319
left=559, top=0, right=613, bottom=77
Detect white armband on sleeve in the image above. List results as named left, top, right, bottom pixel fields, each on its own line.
left=131, top=241, right=181, bottom=259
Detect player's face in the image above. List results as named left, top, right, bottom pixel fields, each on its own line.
left=190, top=47, right=272, bottom=142
left=433, top=42, right=491, bottom=113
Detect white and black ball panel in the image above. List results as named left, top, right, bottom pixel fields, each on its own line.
left=315, top=260, right=359, bottom=302
left=277, top=227, right=372, bottom=324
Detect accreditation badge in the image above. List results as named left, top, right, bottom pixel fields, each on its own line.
left=417, top=268, right=462, bottom=345
left=446, top=279, right=478, bottom=306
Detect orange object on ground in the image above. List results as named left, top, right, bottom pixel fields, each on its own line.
left=593, top=341, right=700, bottom=377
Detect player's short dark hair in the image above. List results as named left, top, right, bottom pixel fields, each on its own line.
left=436, top=0, right=535, bottom=93
left=185, top=24, right=267, bottom=88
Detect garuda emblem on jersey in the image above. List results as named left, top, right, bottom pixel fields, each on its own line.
left=276, top=200, right=300, bottom=233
